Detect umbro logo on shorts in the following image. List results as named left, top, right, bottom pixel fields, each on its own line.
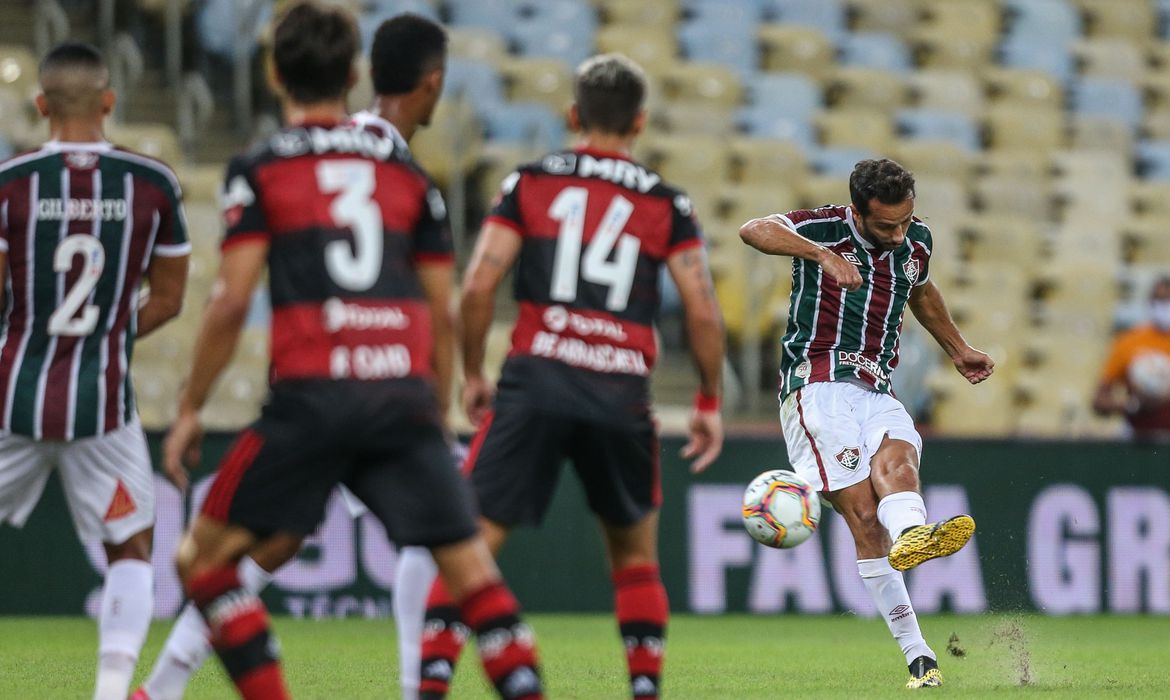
left=835, top=446, right=861, bottom=470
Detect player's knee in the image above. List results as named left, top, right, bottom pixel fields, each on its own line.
left=104, top=528, right=152, bottom=563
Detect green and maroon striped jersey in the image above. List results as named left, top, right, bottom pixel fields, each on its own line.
left=777, top=205, right=931, bottom=399
left=0, top=141, right=189, bottom=440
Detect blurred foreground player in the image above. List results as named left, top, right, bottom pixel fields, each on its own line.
left=0, top=42, right=189, bottom=700
left=136, top=13, right=453, bottom=700
left=740, top=158, right=994, bottom=688
left=163, top=4, right=542, bottom=698
left=418, top=53, right=725, bottom=700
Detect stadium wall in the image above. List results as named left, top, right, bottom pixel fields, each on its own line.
left=1, top=436, right=1167, bottom=617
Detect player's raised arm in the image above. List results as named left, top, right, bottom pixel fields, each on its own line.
left=667, top=244, right=725, bottom=473
left=739, top=214, right=862, bottom=290
left=908, top=279, right=994, bottom=385
left=458, top=221, right=522, bottom=425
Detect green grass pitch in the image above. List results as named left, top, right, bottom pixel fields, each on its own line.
left=0, top=614, right=1167, bottom=698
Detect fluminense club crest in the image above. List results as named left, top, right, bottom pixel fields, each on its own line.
left=903, top=258, right=920, bottom=284
left=835, top=446, right=861, bottom=470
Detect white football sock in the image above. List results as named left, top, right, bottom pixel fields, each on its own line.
left=394, top=546, right=438, bottom=700
left=95, top=559, right=152, bottom=700
left=877, top=491, right=927, bottom=541
left=858, top=557, right=934, bottom=665
left=142, top=556, right=273, bottom=700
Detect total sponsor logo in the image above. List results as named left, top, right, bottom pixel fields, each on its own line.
left=531, top=331, right=649, bottom=376
left=322, top=297, right=410, bottom=333
left=330, top=344, right=411, bottom=380
left=837, top=350, right=890, bottom=383
left=542, top=305, right=628, bottom=342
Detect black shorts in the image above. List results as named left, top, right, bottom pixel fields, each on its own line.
left=465, top=400, right=660, bottom=528
left=201, top=379, right=478, bottom=548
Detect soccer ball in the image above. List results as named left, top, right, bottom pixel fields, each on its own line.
left=742, top=469, right=821, bottom=549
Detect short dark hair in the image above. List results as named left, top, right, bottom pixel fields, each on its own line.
left=40, top=42, right=106, bottom=76
left=849, top=159, right=916, bottom=217
left=574, top=53, right=646, bottom=135
left=272, top=2, right=359, bottom=104
left=370, top=13, right=447, bottom=96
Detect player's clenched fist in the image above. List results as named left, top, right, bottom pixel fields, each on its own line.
left=952, top=346, right=995, bottom=385
left=815, top=248, right=863, bottom=291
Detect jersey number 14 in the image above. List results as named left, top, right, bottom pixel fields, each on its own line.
left=548, top=187, right=640, bottom=313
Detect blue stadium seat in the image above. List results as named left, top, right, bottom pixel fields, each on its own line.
left=762, top=0, right=847, bottom=39
left=442, top=58, right=505, bottom=117
left=1072, top=78, right=1144, bottom=130
left=362, top=0, right=440, bottom=21
left=481, top=102, right=567, bottom=151
left=736, top=107, right=818, bottom=151
left=683, top=0, right=763, bottom=29
left=0, top=134, right=11, bottom=162
left=1002, top=0, right=1081, bottom=43
left=678, top=21, right=757, bottom=77
left=837, top=32, right=912, bottom=74
left=1000, top=37, right=1075, bottom=84
left=526, top=0, right=597, bottom=28
left=812, top=146, right=880, bottom=177
left=1136, top=141, right=1170, bottom=180
left=896, top=109, right=982, bottom=151
left=445, top=0, right=522, bottom=32
left=511, top=18, right=594, bottom=65
left=743, top=71, right=822, bottom=119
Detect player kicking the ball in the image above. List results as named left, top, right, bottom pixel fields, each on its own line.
left=740, top=158, right=993, bottom=689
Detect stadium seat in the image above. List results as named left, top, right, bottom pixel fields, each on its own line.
left=442, top=58, right=505, bottom=118
left=929, top=372, right=1019, bottom=437
left=1000, top=38, right=1076, bottom=84
left=683, top=0, right=762, bottom=29
left=528, top=0, right=598, bottom=27
left=848, top=0, right=919, bottom=37
left=816, top=110, right=895, bottom=151
left=837, top=32, right=913, bottom=74
left=1074, top=39, right=1147, bottom=81
left=1124, top=214, right=1170, bottom=264
left=960, top=214, right=1045, bottom=268
left=654, top=100, right=737, bottom=137
left=660, top=62, right=743, bottom=106
left=758, top=25, right=835, bottom=81
left=728, top=136, right=809, bottom=185
left=1069, top=115, right=1134, bottom=152
left=480, top=101, right=566, bottom=151
left=1075, top=0, right=1155, bottom=40
left=736, top=106, right=818, bottom=149
left=811, top=146, right=880, bottom=177
left=826, top=67, right=907, bottom=115
left=498, top=57, right=573, bottom=113
left=106, top=123, right=184, bottom=164
left=511, top=18, right=594, bottom=66
left=891, top=139, right=979, bottom=183
left=678, top=21, right=758, bottom=77
left=1002, top=0, right=1082, bottom=43
left=1136, top=140, right=1170, bottom=180
left=1130, top=180, right=1170, bottom=216
left=983, top=104, right=1067, bottom=153
left=595, top=0, right=680, bottom=25
left=896, top=109, right=982, bottom=151
left=410, top=99, right=483, bottom=187
left=596, top=26, right=677, bottom=77
left=642, top=133, right=733, bottom=191
left=972, top=174, right=1053, bottom=215
left=983, top=67, right=1064, bottom=111
left=795, top=174, right=849, bottom=208
left=446, top=27, right=509, bottom=65
left=978, top=150, right=1053, bottom=180
left=910, top=178, right=972, bottom=225
left=920, top=0, right=1001, bottom=42
left=0, top=86, right=40, bottom=149
left=908, top=69, right=986, bottom=117
left=718, top=183, right=800, bottom=237
left=762, top=0, right=847, bottom=40
left=1071, top=77, right=1141, bottom=131
left=445, top=0, right=520, bottom=33
left=910, top=30, right=996, bottom=71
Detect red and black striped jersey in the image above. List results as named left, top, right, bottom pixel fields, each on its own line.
left=220, top=121, right=451, bottom=385
left=777, top=206, right=932, bottom=398
left=485, top=147, right=702, bottom=422
left=0, top=141, right=189, bottom=440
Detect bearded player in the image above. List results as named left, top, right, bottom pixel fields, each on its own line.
left=740, top=158, right=994, bottom=689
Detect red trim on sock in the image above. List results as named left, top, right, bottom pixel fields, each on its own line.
left=427, top=578, right=455, bottom=609
left=186, top=567, right=242, bottom=607
left=235, top=662, right=289, bottom=700
left=217, top=607, right=269, bottom=648
left=613, top=565, right=668, bottom=626
left=460, top=581, right=517, bottom=629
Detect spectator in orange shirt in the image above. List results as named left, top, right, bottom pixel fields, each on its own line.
left=1093, top=275, right=1170, bottom=441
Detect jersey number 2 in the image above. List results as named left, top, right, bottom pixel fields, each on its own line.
left=48, top=234, right=105, bottom=337
left=317, top=160, right=382, bottom=291
left=548, top=187, right=639, bottom=312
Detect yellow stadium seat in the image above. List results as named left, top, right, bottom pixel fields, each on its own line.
left=499, top=57, right=574, bottom=113
left=816, top=110, right=896, bottom=151
left=849, top=0, right=920, bottom=37
left=596, top=0, right=680, bottom=25
left=1123, top=215, right=1170, bottom=265
left=728, top=137, right=808, bottom=186
left=596, top=25, right=677, bottom=78
left=977, top=150, right=1052, bottom=180
left=919, top=0, right=1001, bottom=43
left=719, top=183, right=800, bottom=234
left=982, top=67, right=1064, bottom=110
left=911, top=177, right=971, bottom=226
left=448, top=27, right=508, bottom=65
left=203, top=359, right=268, bottom=431
left=892, top=139, right=978, bottom=183
left=1074, top=39, right=1147, bottom=80
left=910, top=30, right=996, bottom=71
left=106, top=123, right=184, bottom=165
left=758, top=25, right=835, bottom=81
left=983, top=105, right=1066, bottom=153
left=0, top=85, right=40, bottom=148
left=972, top=174, right=1053, bottom=215
left=826, top=67, right=908, bottom=114
left=1130, top=181, right=1170, bottom=216
left=660, top=62, right=742, bottom=106
left=410, top=99, right=482, bottom=188
left=179, top=163, right=226, bottom=204
left=1075, top=0, right=1156, bottom=40
left=959, top=214, right=1045, bottom=267
left=347, top=56, right=374, bottom=115
left=652, top=100, right=737, bottom=137
left=641, top=133, right=732, bottom=192
left=795, top=175, right=849, bottom=209
left=908, top=69, right=986, bottom=116
left=475, top=142, right=543, bottom=212
left=1141, top=105, right=1170, bottom=139
left=1069, top=116, right=1134, bottom=152
left=929, top=371, right=1019, bottom=437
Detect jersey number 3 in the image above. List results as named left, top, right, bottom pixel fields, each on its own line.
left=48, top=234, right=105, bottom=337
left=318, top=160, right=382, bottom=292
left=548, top=187, right=640, bottom=312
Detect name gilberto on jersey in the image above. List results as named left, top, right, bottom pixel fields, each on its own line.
left=37, top=197, right=128, bottom=221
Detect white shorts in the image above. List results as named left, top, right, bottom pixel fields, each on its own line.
left=0, top=420, right=155, bottom=544
left=780, top=382, right=922, bottom=493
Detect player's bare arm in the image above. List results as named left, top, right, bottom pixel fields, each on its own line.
left=163, top=241, right=267, bottom=490
left=907, top=279, right=994, bottom=385
left=417, top=261, right=456, bottom=423
left=667, top=245, right=725, bottom=472
left=458, top=221, right=522, bottom=425
left=739, top=214, right=862, bottom=290
left=136, top=253, right=188, bottom=338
